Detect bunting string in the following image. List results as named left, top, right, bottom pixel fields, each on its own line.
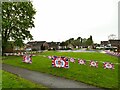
left=38, top=55, right=119, bottom=65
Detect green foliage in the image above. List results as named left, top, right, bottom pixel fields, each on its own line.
left=3, top=52, right=119, bottom=88
left=86, top=35, right=93, bottom=46
left=2, top=70, right=47, bottom=88
left=2, top=2, right=36, bottom=53
left=63, top=36, right=94, bottom=48
left=14, top=39, right=24, bottom=48
left=60, top=41, right=67, bottom=46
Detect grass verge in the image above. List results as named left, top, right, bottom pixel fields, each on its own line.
left=2, top=51, right=119, bottom=89
left=2, top=70, right=48, bottom=88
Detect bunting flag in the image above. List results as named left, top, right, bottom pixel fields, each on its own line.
left=105, top=50, right=120, bottom=57
left=48, top=55, right=116, bottom=69
left=69, top=58, right=75, bottom=63
left=52, top=57, right=69, bottom=68
left=78, top=59, right=86, bottom=65
left=51, top=56, right=57, bottom=60
left=23, top=55, right=32, bottom=64
left=48, top=56, right=52, bottom=59
left=103, top=62, right=114, bottom=69
left=90, top=61, right=98, bottom=67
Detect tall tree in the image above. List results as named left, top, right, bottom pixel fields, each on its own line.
left=68, top=38, right=74, bottom=44
left=81, top=38, right=87, bottom=46
left=2, top=2, right=36, bottom=53
left=76, top=37, right=82, bottom=47
left=86, top=35, right=93, bottom=46
left=14, top=39, right=24, bottom=50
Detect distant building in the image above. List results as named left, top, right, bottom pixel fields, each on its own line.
left=100, top=40, right=120, bottom=51
left=101, top=41, right=108, bottom=46
left=101, top=40, right=120, bottom=47
left=109, top=40, right=120, bottom=47
left=26, top=41, right=49, bottom=51
left=47, top=42, right=60, bottom=50
left=26, top=41, right=61, bottom=51
left=109, top=40, right=120, bottom=52
left=67, top=44, right=74, bottom=50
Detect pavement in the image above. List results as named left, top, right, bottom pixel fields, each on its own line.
left=2, top=64, right=104, bottom=89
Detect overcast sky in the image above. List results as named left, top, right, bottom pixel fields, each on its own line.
left=29, top=0, right=119, bottom=44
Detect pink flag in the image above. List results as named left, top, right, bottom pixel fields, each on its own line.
left=48, top=56, right=52, bottom=59
left=103, top=62, right=114, bottom=69
left=78, top=59, right=86, bottom=65
left=70, top=58, right=75, bottom=63
left=90, top=60, right=98, bottom=67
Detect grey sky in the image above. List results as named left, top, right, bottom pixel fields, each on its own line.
left=30, top=0, right=119, bottom=44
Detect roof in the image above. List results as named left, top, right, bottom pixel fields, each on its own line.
left=101, top=41, right=108, bottom=45
left=109, top=40, right=120, bottom=42
left=27, top=41, right=46, bottom=44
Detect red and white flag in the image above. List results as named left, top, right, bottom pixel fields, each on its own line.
left=103, top=62, right=114, bottom=69
left=69, top=58, right=75, bottom=63
left=23, top=55, right=32, bottom=64
left=90, top=60, right=98, bottom=67
left=78, top=59, right=86, bottom=65
left=52, top=57, right=69, bottom=68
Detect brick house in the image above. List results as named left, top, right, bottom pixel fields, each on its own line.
left=26, top=41, right=49, bottom=51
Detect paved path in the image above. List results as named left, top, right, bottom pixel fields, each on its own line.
left=2, top=64, right=104, bottom=89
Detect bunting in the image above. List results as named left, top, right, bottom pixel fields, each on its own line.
left=105, top=50, right=120, bottom=57
left=103, top=62, right=114, bottom=69
left=48, top=56, right=52, bottom=59
left=69, top=58, right=75, bottom=63
left=22, top=55, right=32, bottom=64
left=47, top=55, right=116, bottom=69
left=52, top=57, right=69, bottom=68
left=78, top=59, right=86, bottom=65
left=90, top=61, right=98, bottom=68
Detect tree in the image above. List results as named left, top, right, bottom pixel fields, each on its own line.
left=60, top=41, right=67, bottom=46
left=14, top=39, right=24, bottom=51
left=68, top=38, right=74, bottom=45
left=2, top=2, right=36, bottom=54
left=81, top=38, right=87, bottom=46
left=76, top=37, right=82, bottom=48
left=86, top=35, right=93, bottom=46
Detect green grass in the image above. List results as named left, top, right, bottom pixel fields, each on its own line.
left=2, top=70, right=48, bottom=88
left=0, top=70, right=2, bottom=89
left=2, top=51, right=119, bottom=89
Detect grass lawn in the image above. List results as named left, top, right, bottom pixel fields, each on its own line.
left=2, top=70, right=48, bottom=88
left=2, top=51, right=119, bottom=89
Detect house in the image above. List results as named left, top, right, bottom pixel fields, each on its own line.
left=101, top=40, right=120, bottom=47
left=67, top=44, right=74, bottom=50
left=100, top=40, right=120, bottom=51
left=26, top=41, right=49, bottom=51
left=109, top=40, right=120, bottom=52
left=59, top=42, right=67, bottom=49
left=109, top=40, right=120, bottom=47
left=47, top=42, right=60, bottom=50
left=101, top=41, right=108, bottom=46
